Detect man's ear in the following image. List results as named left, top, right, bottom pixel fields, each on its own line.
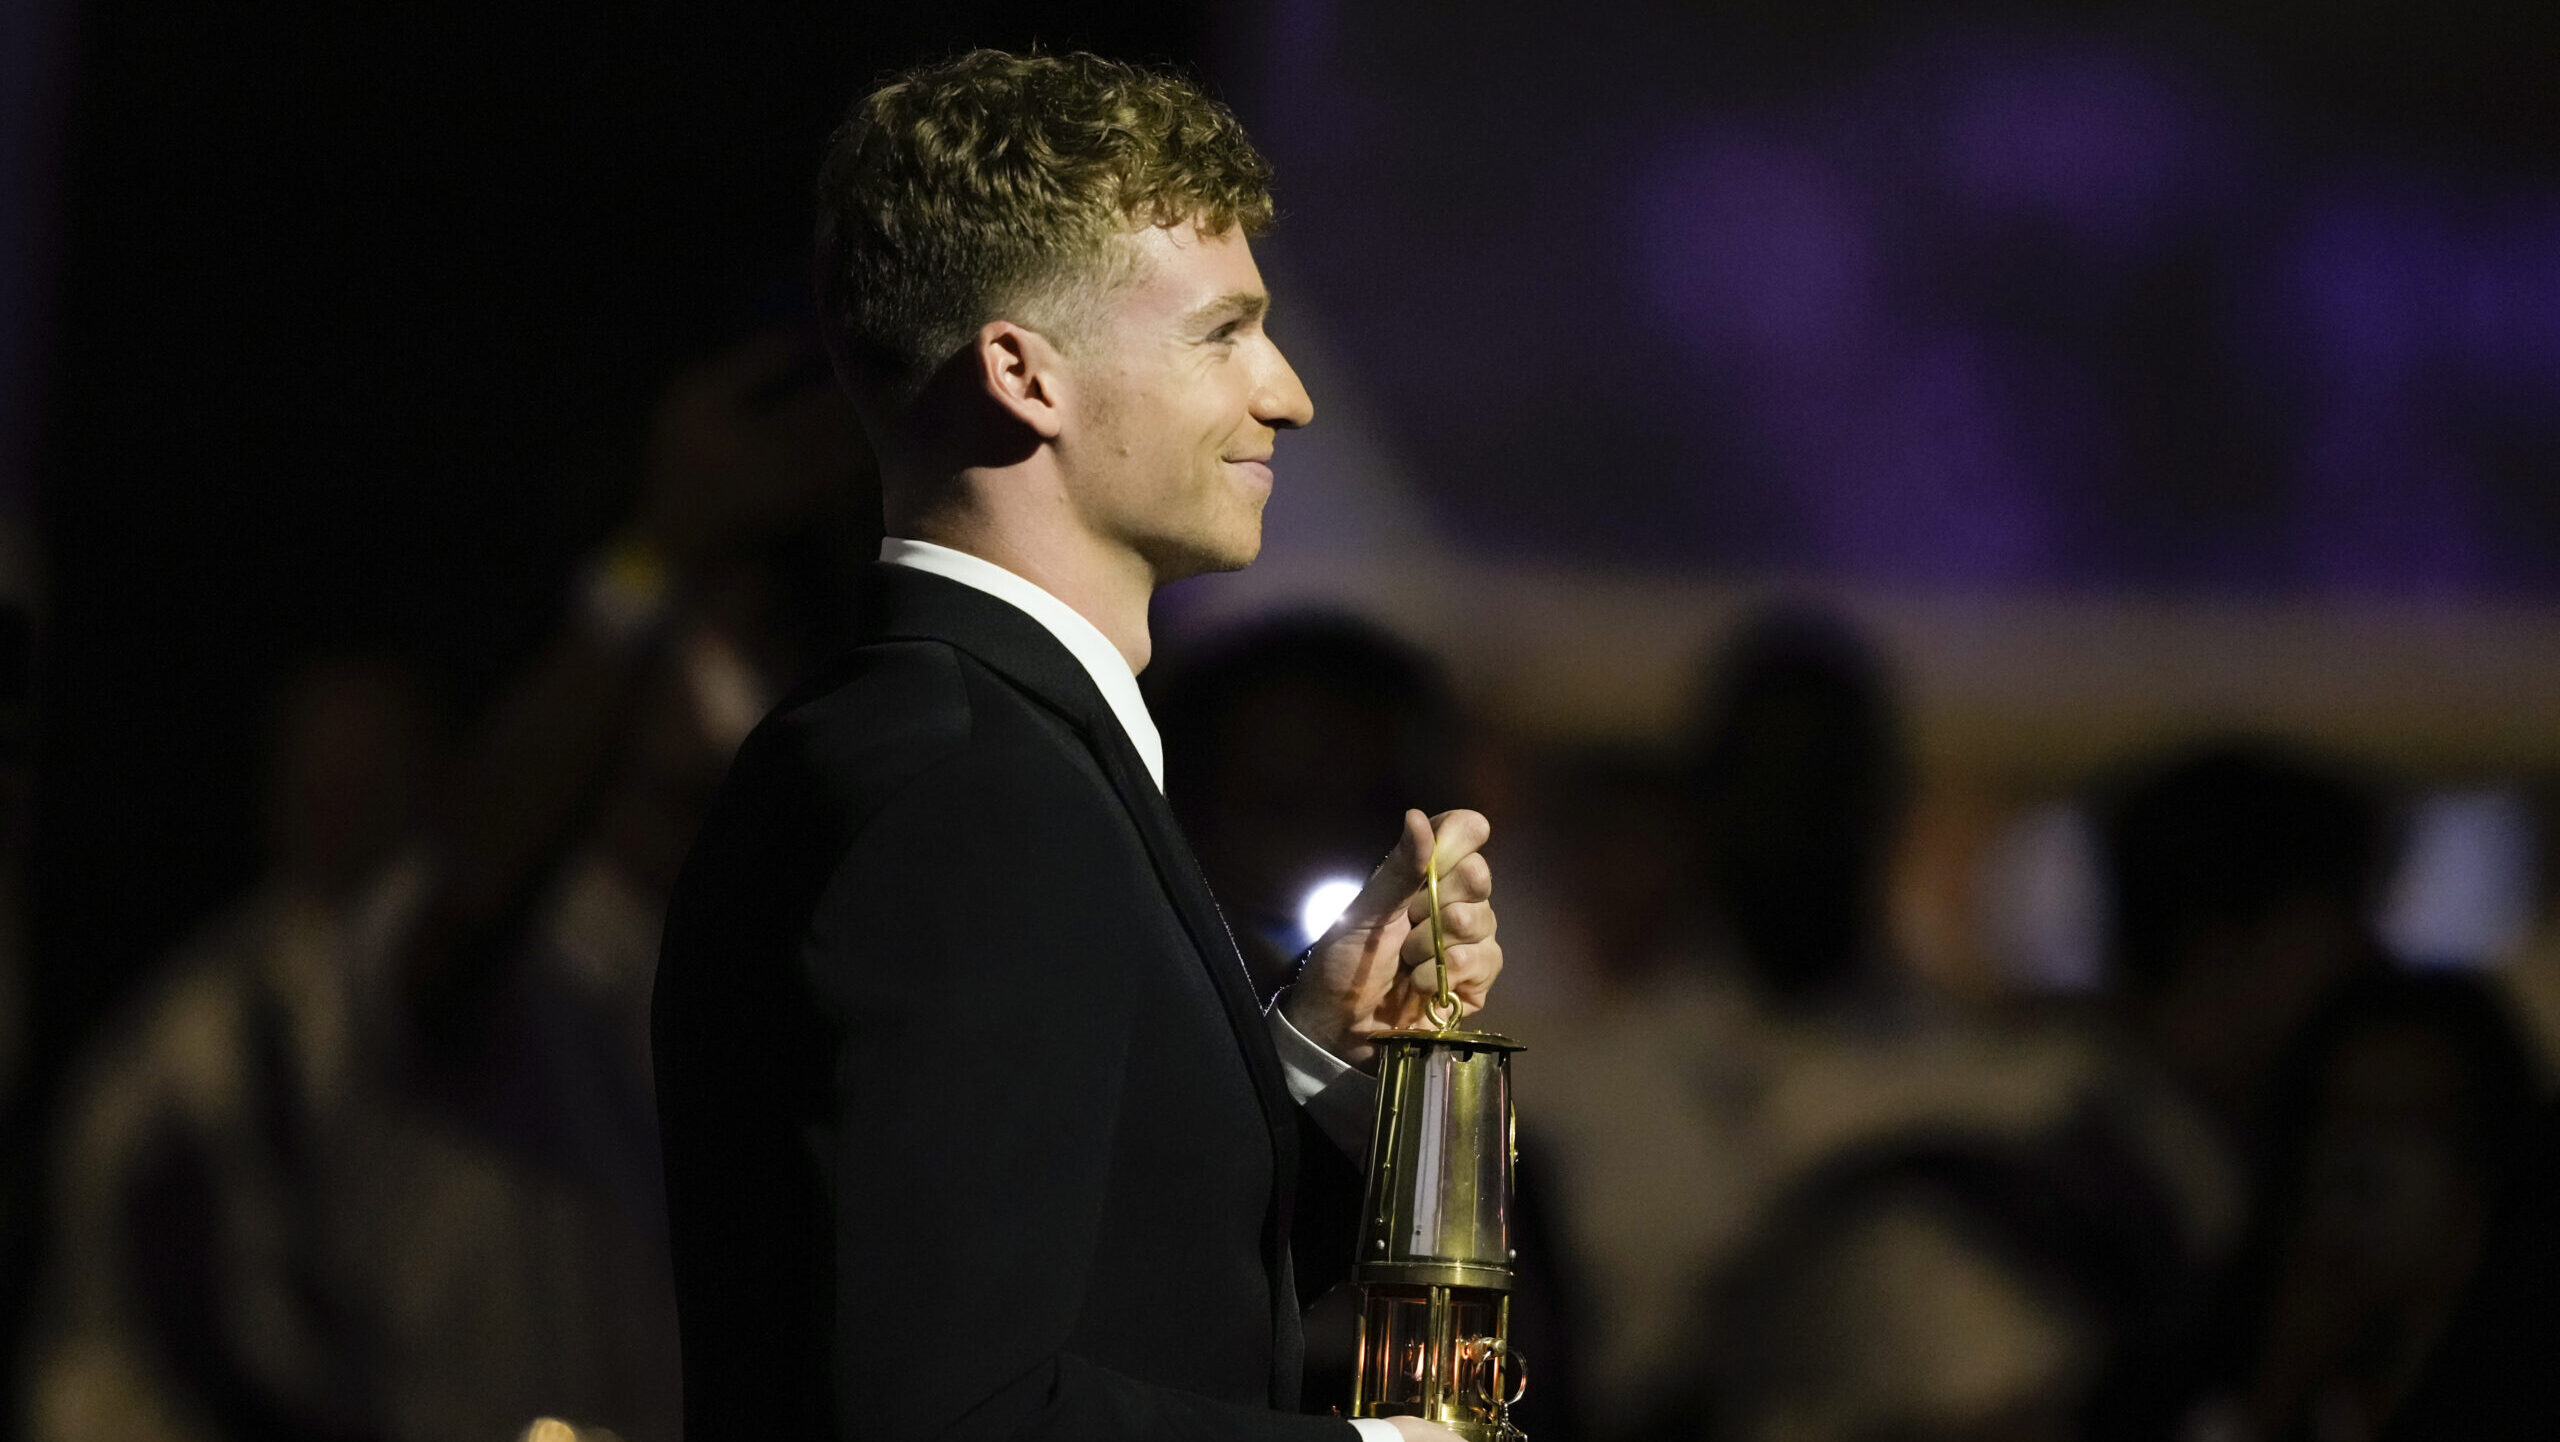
left=972, top=320, right=1067, bottom=441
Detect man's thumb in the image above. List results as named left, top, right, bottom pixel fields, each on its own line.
left=1335, top=809, right=1436, bottom=933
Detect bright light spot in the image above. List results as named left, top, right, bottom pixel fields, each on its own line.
left=2382, top=790, right=2536, bottom=969
left=1299, top=877, right=1365, bottom=947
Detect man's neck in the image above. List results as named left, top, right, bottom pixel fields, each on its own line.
left=901, top=510, right=1157, bottom=674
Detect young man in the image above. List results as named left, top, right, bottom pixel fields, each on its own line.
left=652, top=51, right=1501, bottom=1441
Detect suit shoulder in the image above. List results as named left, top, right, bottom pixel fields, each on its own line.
left=734, top=639, right=973, bottom=800
left=664, top=640, right=981, bottom=983
left=660, top=636, right=1125, bottom=995
left=705, top=637, right=1103, bottom=861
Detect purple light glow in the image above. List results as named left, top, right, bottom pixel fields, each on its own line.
left=1793, top=330, right=2065, bottom=584
left=1639, top=133, right=1881, bottom=368
left=2267, top=174, right=2560, bottom=589
left=1930, top=36, right=2230, bottom=259
left=2454, top=204, right=2560, bottom=397
left=2290, top=185, right=2453, bottom=392
left=1241, top=6, right=2560, bottom=594
left=2295, top=403, right=2499, bottom=593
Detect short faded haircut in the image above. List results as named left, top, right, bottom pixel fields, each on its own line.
left=815, top=50, right=1274, bottom=411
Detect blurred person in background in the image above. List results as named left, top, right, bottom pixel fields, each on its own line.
left=2097, top=741, right=2393, bottom=1163
left=1502, top=746, right=1701, bottom=1024
left=1540, top=607, right=2233, bottom=1437
left=1149, top=614, right=1584, bottom=1436
left=2193, top=972, right=2536, bottom=1442
left=2487, top=779, right=2560, bottom=1084
left=24, top=325, right=870, bottom=1442
left=0, top=595, right=28, bottom=1110
left=1658, top=1131, right=2189, bottom=1442
left=368, top=324, right=867, bottom=1442
left=26, top=653, right=442, bottom=1442
left=1958, top=739, right=2411, bottom=1438
left=1149, top=612, right=1464, bottom=999
left=0, top=534, right=43, bottom=1362
left=1528, top=606, right=1920, bottom=1426
left=1687, top=608, right=1910, bottom=1019
left=2382, top=1026, right=2560, bottom=1439
left=0, top=587, right=36, bottom=1208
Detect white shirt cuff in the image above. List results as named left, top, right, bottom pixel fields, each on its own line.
left=1266, top=1001, right=1380, bottom=1161
left=1347, top=1420, right=1402, bottom=1441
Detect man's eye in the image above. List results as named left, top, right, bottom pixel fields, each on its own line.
left=1208, top=322, right=1241, bottom=342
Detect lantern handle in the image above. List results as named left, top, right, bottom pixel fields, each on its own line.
left=1423, top=849, right=1460, bottom=1032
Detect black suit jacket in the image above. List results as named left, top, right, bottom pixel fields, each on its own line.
left=654, top=563, right=1363, bottom=1441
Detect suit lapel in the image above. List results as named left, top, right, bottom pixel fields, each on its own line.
left=861, top=565, right=1303, bottom=1181
left=1076, top=690, right=1310, bottom=1410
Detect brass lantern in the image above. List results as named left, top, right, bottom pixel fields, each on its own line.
left=1347, top=862, right=1528, bottom=1441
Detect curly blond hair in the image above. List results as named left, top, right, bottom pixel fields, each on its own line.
left=815, top=50, right=1274, bottom=410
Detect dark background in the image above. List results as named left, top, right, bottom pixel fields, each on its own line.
left=24, top=0, right=1219, bottom=1131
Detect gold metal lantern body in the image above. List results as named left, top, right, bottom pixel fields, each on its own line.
left=1349, top=1027, right=1526, bottom=1442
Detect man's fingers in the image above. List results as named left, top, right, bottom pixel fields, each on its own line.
left=1348, top=809, right=1491, bottom=926
left=1307, top=807, right=1503, bottom=1036
left=1405, top=853, right=1491, bottom=923
left=1413, top=938, right=1501, bottom=993
left=1426, top=810, right=1492, bottom=873
left=1335, top=809, right=1438, bottom=931
left=1398, top=940, right=1503, bottom=1013
left=1405, top=898, right=1494, bottom=948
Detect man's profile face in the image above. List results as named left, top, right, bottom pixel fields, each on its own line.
left=1057, top=220, right=1314, bottom=582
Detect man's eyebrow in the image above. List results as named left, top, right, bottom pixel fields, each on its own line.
left=1184, top=290, right=1269, bottom=330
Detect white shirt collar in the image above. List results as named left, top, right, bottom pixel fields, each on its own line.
left=877, top=538, right=1165, bottom=791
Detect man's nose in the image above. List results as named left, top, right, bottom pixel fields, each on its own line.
left=1255, top=339, right=1315, bottom=430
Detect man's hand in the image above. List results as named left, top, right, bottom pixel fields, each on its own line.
left=1280, top=809, right=1500, bottom=1069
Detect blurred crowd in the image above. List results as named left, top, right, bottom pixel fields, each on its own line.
left=1157, top=604, right=2560, bottom=1442
left=15, top=326, right=869, bottom=1442
left=8, top=328, right=2560, bottom=1442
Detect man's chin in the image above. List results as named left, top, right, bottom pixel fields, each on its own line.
left=1150, top=530, right=1263, bottom=583
left=1218, top=530, right=1264, bottom=573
